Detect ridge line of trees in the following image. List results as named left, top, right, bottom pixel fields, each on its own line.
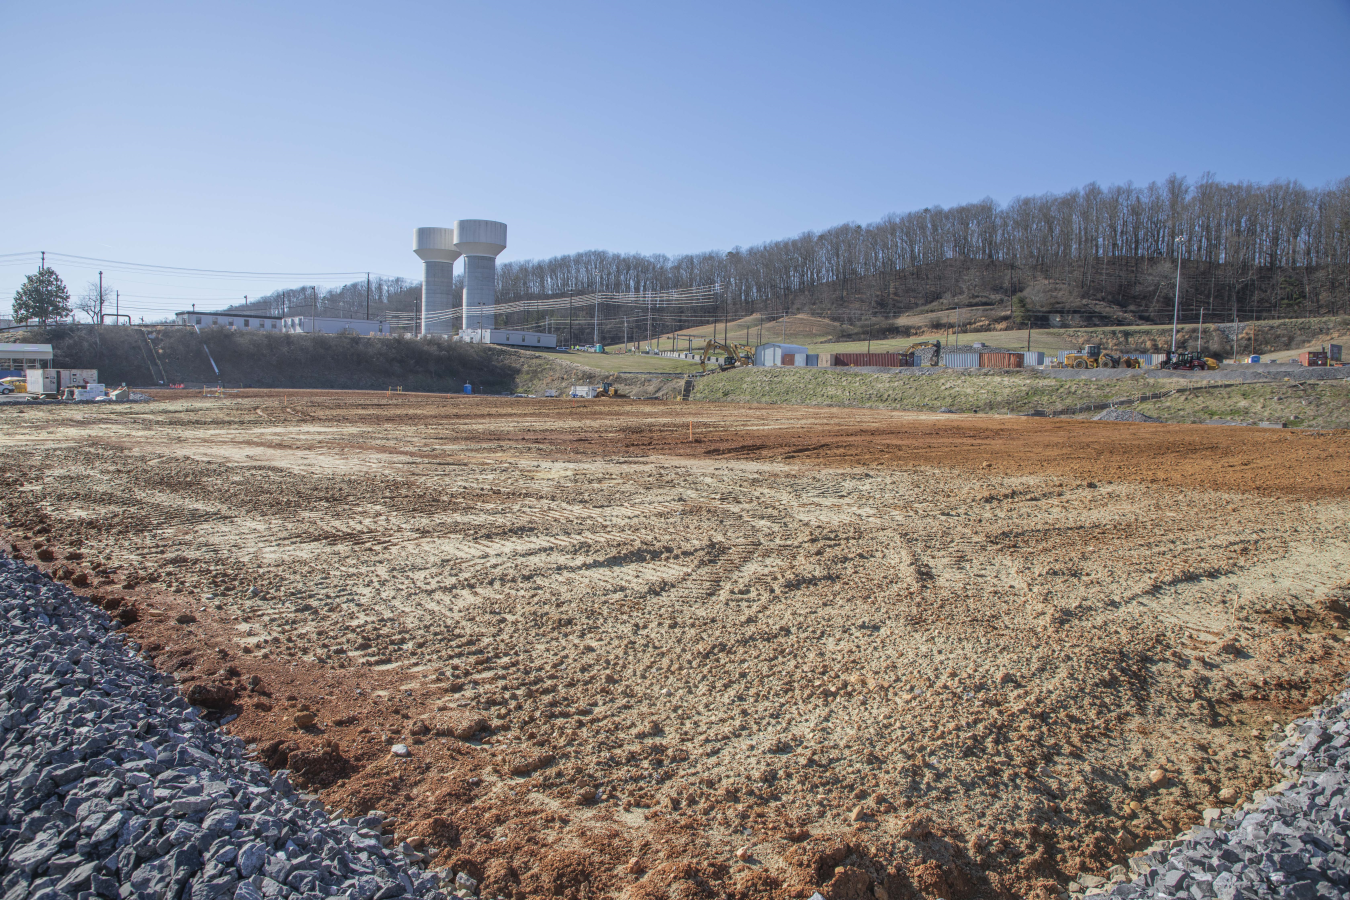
left=496, top=173, right=1350, bottom=334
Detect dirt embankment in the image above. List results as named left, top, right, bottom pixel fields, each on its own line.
left=19, top=326, right=668, bottom=396
left=2, top=394, right=1347, bottom=900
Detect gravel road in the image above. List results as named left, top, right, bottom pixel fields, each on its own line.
left=0, top=558, right=458, bottom=900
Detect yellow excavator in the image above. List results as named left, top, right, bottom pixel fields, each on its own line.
left=908, top=340, right=942, bottom=367
left=699, top=340, right=754, bottom=372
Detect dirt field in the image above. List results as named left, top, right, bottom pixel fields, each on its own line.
left=2, top=392, right=1347, bottom=900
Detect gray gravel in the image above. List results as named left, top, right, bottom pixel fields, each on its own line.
left=1092, top=409, right=1162, bottom=422
left=1090, top=684, right=1350, bottom=900
left=0, top=558, right=457, bottom=900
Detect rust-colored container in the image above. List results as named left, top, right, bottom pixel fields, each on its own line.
left=832, top=352, right=912, bottom=367
left=979, top=352, right=1024, bottom=369
left=1298, top=351, right=1328, bottom=367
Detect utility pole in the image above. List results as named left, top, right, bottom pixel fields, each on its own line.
left=366, top=273, right=371, bottom=321
left=568, top=293, right=573, bottom=348
left=593, top=296, right=599, bottom=345
left=115, top=290, right=119, bottom=324
left=98, top=271, right=103, bottom=324
left=1198, top=307, right=1205, bottom=356
left=623, top=317, right=628, bottom=351
left=1171, top=236, right=1184, bottom=352
left=41, top=251, right=45, bottom=271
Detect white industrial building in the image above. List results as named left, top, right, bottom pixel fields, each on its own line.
left=279, top=316, right=389, bottom=336
left=176, top=311, right=388, bottom=335
left=0, top=343, right=53, bottom=375
left=460, top=329, right=557, bottom=348
left=177, top=311, right=283, bottom=330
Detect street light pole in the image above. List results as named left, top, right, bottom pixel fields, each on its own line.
left=1171, top=236, right=1184, bottom=353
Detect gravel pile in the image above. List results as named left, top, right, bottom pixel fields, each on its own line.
left=1093, top=408, right=1162, bottom=422
left=0, top=558, right=456, bottom=900
left=1090, top=682, right=1350, bottom=900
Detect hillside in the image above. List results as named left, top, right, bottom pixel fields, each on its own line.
left=17, top=325, right=681, bottom=396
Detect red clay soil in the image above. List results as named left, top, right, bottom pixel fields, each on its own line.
left=145, top=390, right=1350, bottom=500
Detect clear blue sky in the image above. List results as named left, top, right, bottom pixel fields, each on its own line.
left=2, top=0, right=1348, bottom=319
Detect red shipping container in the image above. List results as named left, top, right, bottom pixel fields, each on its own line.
left=832, top=352, right=912, bottom=367
left=781, top=353, right=796, bottom=366
left=1298, top=351, right=1328, bottom=367
left=978, top=351, right=1024, bottom=368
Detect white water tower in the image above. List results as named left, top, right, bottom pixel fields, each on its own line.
left=414, top=227, right=460, bottom=335
left=453, top=220, right=507, bottom=333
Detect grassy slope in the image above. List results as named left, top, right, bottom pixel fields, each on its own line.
left=533, top=350, right=701, bottom=374
left=691, top=367, right=1350, bottom=429
left=692, top=367, right=1158, bottom=413
left=510, top=353, right=686, bottom=398
left=1126, top=380, right=1350, bottom=429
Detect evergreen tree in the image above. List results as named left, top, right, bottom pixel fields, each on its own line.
left=12, top=267, right=71, bottom=325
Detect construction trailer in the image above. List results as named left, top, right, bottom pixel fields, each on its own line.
left=27, top=369, right=97, bottom=395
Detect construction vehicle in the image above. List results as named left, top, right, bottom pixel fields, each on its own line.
left=1062, top=344, right=1141, bottom=370
left=597, top=382, right=628, bottom=398
left=698, top=340, right=754, bottom=372
left=1155, top=351, right=1219, bottom=371
left=907, top=340, right=942, bottom=366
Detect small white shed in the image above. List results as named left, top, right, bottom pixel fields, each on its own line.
left=753, top=343, right=809, bottom=366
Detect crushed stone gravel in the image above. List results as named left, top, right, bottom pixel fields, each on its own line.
left=0, top=558, right=460, bottom=900
left=1091, top=682, right=1350, bottom=900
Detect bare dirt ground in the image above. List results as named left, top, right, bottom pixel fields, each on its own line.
left=1, top=391, right=1348, bottom=900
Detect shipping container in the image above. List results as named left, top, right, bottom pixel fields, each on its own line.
left=1023, top=351, right=1045, bottom=366
left=805, top=354, right=819, bottom=367
left=831, top=352, right=911, bottom=367
left=1298, top=351, right=1328, bottom=367
left=942, top=351, right=980, bottom=368
left=1330, top=344, right=1343, bottom=362
left=978, top=352, right=1024, bottom=369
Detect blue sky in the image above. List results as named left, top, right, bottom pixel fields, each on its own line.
left=2, top=0, right=1348, bottom=319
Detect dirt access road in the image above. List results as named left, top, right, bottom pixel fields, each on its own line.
left=1, top=391, right=1347, bottom=900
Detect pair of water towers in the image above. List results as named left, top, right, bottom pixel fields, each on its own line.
left=414, top=220, right=507, bottom=335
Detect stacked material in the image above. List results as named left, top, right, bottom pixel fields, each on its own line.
left=0, top=559, right=448, bottom=900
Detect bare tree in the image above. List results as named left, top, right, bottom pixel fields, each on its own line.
left=76, top=279, right=115, bottom=323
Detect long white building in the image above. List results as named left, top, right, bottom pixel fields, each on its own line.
left=176, top=311, right=388, bottom=335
